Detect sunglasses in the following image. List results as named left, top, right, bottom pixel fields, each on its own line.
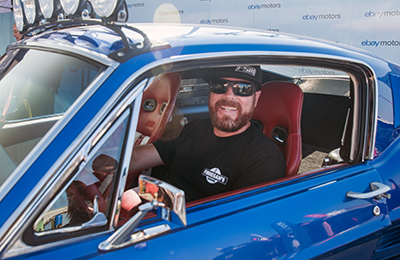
left=209, top=80, right=259, bottom=96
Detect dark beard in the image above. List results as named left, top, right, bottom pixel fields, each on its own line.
left=209, top=98, right=254, bottom=132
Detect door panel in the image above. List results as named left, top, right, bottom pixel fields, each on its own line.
left=96, top=164, right=390, bottom=259
left=371, top=136, right=400, bottom=259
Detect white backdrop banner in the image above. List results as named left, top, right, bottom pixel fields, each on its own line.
left=0, top=0, right=11, bottom=13
left=0, top=12, right=14, bottom=53
left=126, top=0, right=400, bottom=65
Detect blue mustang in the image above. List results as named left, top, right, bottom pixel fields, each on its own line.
left=1, top=1, right=400, bottom=259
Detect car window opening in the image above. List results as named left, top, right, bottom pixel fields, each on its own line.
left=126, top=64, right=353, bottom=208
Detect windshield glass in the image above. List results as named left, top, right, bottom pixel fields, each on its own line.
left=0, top=48, right=104, bottom=187
left=0, top=49, right=102, bottom=121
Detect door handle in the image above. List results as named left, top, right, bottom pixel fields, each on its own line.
left=346, top=182, right=391, bottom=200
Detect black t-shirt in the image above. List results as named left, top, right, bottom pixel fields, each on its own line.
left=153, top=118, right=286, bottom=202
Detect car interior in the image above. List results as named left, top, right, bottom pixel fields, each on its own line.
left=138, top=65, right=351, bottom=174
left=120, top=64, right=353, bottom=209
left=112, top=66, right=351, bottom=216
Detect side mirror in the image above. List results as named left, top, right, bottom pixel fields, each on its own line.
left=139, top=175, right=186, bottom=226
left=99, top=175, right=186, bottom=252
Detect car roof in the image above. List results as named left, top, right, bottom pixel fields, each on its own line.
left=16, top=22, right=393, bottom=68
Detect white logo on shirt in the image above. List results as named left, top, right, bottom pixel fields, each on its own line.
left=202, top=167, right=228, bottom=185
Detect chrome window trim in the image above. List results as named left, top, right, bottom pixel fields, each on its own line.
left=0, top=50, right=378, bottom=255
left=106, top=79, right=151, bottom=228
left=349, top=73, right=361, bottom=162
left=2, top=115, right=63, bottom=129
left=0, top=64, right=118, bottom=204
left=25, top=42, right=116, bottom=67
left=368, top=72, right=378, bottom=160
left=3, top=229, right=113, bottom=259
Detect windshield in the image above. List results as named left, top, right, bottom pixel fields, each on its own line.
left=0, top=48, right=104, bottom=187
left=0, top=49, right=102, bottom=120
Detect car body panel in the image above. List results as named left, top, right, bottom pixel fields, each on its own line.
left=82, top=164, right=389, bottom=260
left=3, top=163, right=391, bottom=260
left=371, top=135, right=400, bottom=221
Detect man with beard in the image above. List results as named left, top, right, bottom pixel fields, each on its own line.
left=130, top=66, right=285, bottom=202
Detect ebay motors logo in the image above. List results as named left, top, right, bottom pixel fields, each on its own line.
left=127, top=3, right=144, bottom=8
left=299, top=68, right=336, bottom=76
left=160, top=9, right=184, bottom=15
left=200, top=18, right=228, bottom=24
left=248, top=3, right=281, bottom=10
left=362, top=39, right=400, bottom=47
left=365, top=10, right=400, bottom=18
left=303, top=13, right=341, bottom=21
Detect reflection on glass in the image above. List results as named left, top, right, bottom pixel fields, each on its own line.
left=34, top=116, right=128, bottom=232
left=139, top=180, right=173, bottom=209
left=138, top=175, right=186, bottom=226
left=0, top=49, right=102, bottom=121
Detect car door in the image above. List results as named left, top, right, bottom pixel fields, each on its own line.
left=92, top=163, right=390, bottom=260
left=94, top=66, right=392, bottom=259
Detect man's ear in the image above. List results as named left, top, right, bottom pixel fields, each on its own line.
left=254, top=90, right=262, bottom=107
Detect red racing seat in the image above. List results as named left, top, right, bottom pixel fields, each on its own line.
left=135, top=73, right=182, bottom=145
left=125, top=73, right=181, bottom=189
left=252, top=81, right=303, bottom=176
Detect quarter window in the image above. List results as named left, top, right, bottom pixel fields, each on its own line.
left=34, top=113, right=128, bottom=233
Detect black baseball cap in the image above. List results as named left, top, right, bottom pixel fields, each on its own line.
left=202, top=65, right=263, bottom=88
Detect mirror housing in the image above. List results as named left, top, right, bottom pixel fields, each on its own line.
left=99, top=175, right=186, bottom=252
left=139, top=175, right=186, bottom=226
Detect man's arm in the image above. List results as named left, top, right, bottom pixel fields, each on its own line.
left=129, top=143, right=164, bottom=172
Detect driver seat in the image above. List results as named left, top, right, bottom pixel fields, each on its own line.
left=252, top=81, right=303, bottom=176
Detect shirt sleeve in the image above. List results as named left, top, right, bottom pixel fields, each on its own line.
left=153, top=119, right=200, bottom=166
left=153, top=138, right=176, bottom=167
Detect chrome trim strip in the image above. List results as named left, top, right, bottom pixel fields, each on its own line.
left=2, top=229, right=113, bottom=259
left=0, top=50, right=380, bottom=255
left=109, top=79, right=147, bottom=228
left=2, top=115, right=63, bottom=127
left=349, top=73, right=360, bottom=162
left=35, top=212, right=108, bottom=237
left=25, top=42, right=116, bottom=67
left=369, top=73, right=379, bottom=160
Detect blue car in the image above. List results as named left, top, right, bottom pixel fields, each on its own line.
left=1, top=1, right=400, bottom=259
